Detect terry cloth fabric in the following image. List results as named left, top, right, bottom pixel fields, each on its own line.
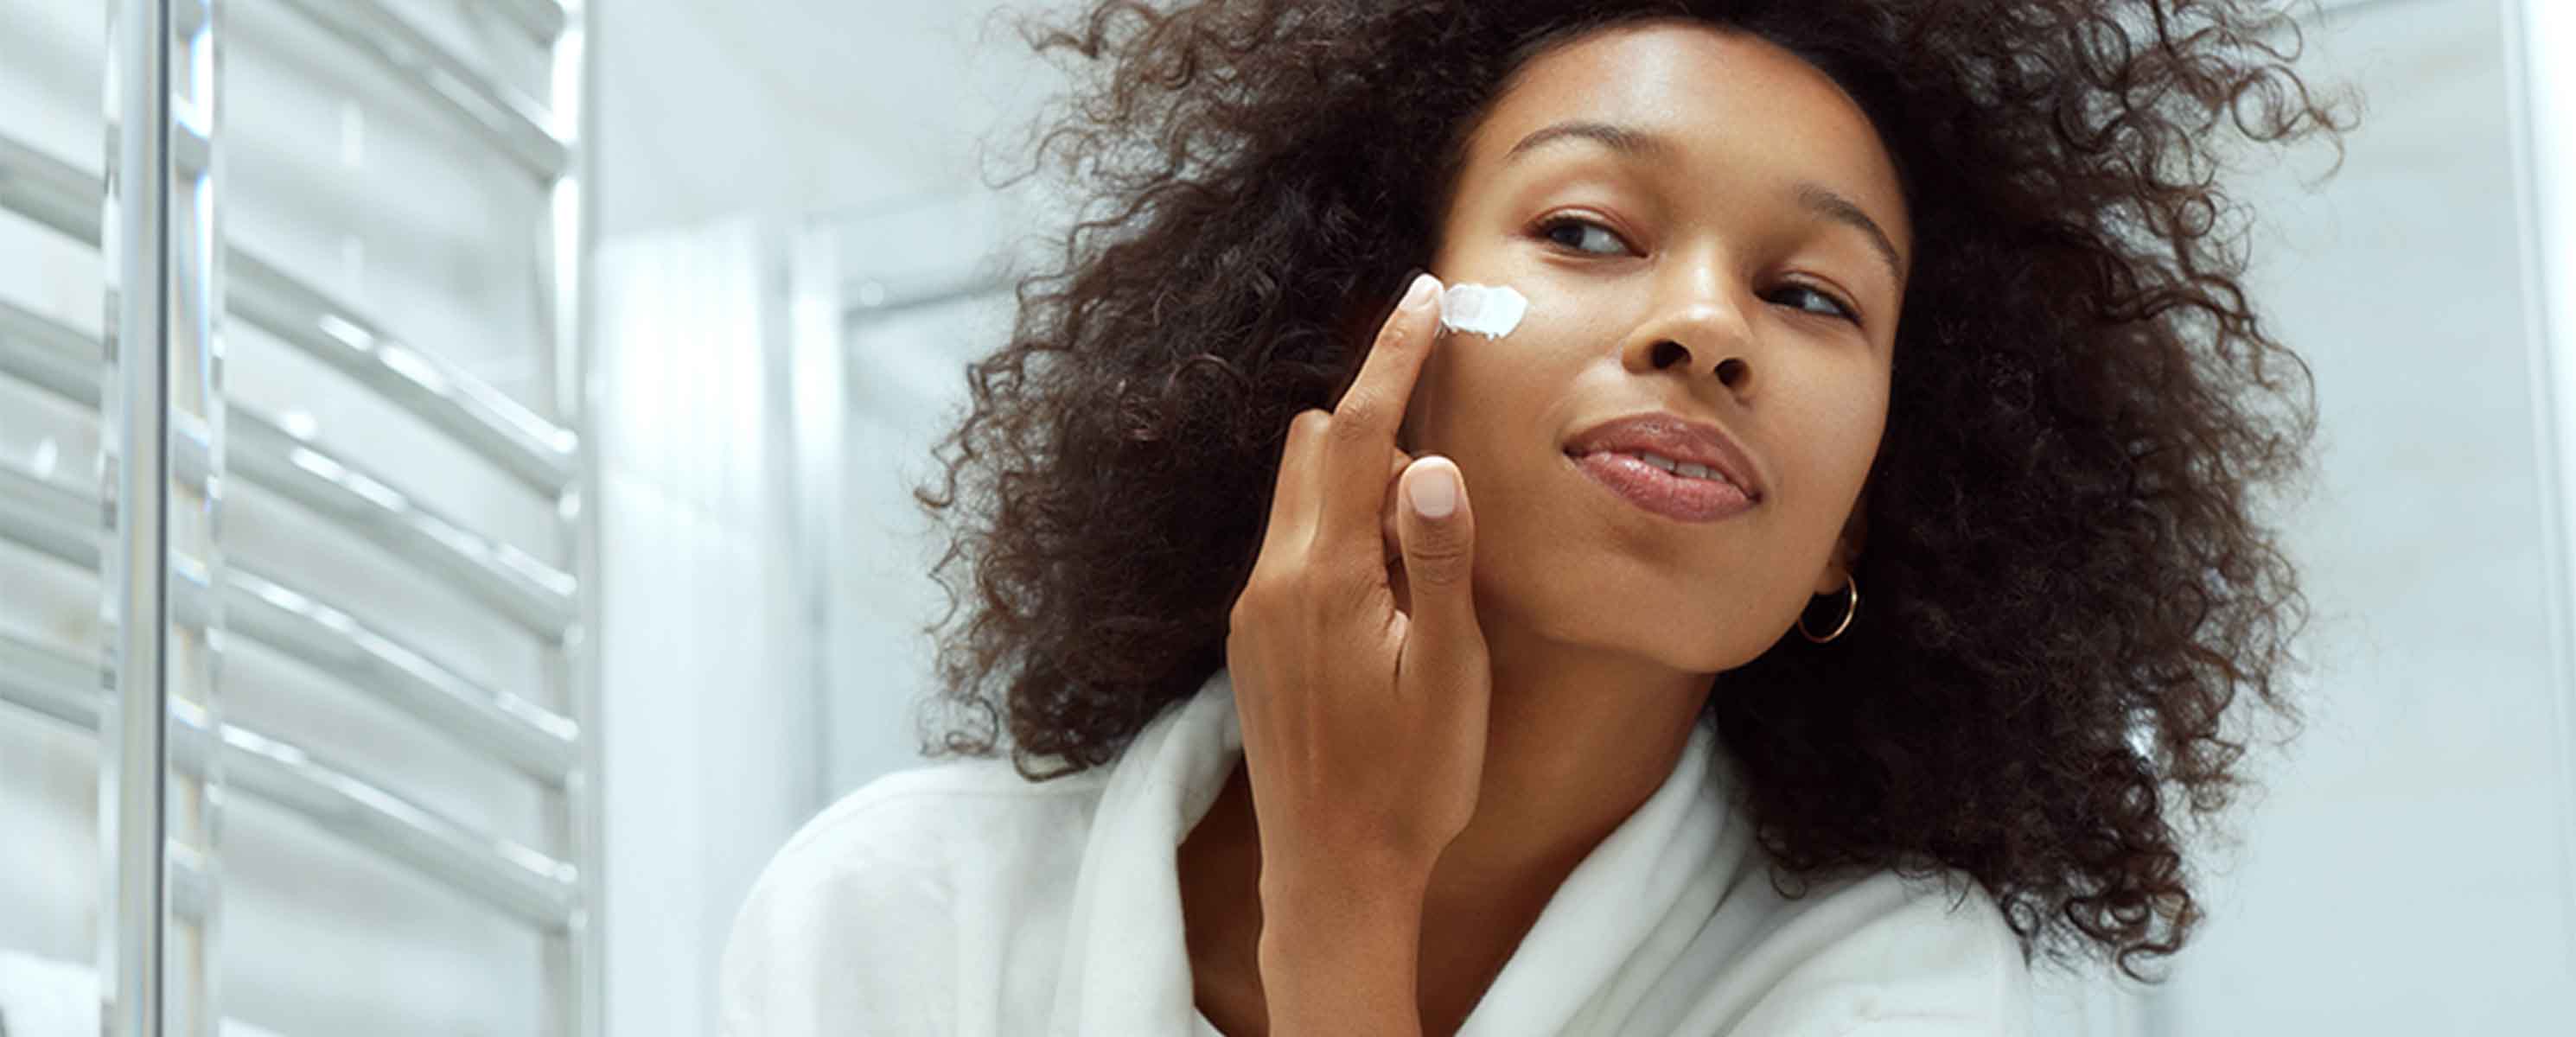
left=720, top=666, right=2032, bottom=1035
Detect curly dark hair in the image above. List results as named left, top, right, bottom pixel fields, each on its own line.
left=904, top=0, right=2357, bottom=984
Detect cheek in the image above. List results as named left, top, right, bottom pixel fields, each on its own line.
left=1827, top=386, right=1889, bottom=474
left=1783, top=379, right=1889, bottom=520
left=1786, top=340, right=1888, bottom=435
left=1407, top=328, right=1568, bottom=453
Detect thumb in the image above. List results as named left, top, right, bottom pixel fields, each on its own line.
left=1396, top=455, right=1485, bottom=683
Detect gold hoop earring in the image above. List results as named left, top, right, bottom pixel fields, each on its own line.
left=1798, top=572, right=1859, bottom=644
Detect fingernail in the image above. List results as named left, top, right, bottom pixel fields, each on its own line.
left=1402, top=272, right=1441, bottom=311
left=1410, top=461, right=1457, bottom=518
left=1393, top=266, right=1425, bottom=304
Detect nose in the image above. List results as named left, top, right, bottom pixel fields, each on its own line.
left=1620, top=269, right=1758, bottom=395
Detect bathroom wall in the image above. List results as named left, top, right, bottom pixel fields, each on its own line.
left=2138, top=0, right=2576, bottom=1028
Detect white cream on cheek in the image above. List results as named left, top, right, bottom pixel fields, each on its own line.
left=1438, top=283, right=1530, bottom=340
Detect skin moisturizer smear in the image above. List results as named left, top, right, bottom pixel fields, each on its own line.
left=1439, top=283, right=1529, bottom=340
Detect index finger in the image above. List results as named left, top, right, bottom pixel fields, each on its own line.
left=1320, top=272, right=1444, bottom=550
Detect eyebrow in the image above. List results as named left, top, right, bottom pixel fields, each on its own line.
left=1502, top=119, right=1908, bottom=290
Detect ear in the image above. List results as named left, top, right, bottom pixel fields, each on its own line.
left=1813, top=490, right=1870, bottom=596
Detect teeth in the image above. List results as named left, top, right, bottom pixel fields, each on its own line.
left=1618, top=450, right=1728, bottom=485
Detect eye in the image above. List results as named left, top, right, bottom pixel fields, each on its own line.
left=1767, top=283, right=1860, bottom=324
left=1533, top=214, right=1863, bottom=325
left=1532, top=214, right=1634, bottom=257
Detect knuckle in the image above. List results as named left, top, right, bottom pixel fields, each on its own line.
left=1404, top=541, right=1473, bottom=582
left=1377, top=316, right=1415, bottom=349
left=1328, top=402, right=1380, bottom=440
left=1231, top=576, right=1276, bottom=620
left=1284, top=409, right=1329, bottom=449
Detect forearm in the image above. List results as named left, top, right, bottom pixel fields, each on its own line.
left=1257, top=867, right=1430, bottom=1036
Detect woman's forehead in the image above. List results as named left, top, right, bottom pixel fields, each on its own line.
left=1458, top=20, right=1912, bottom=261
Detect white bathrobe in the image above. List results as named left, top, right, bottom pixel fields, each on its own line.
left=719, top=667, right=2032, bottom=1035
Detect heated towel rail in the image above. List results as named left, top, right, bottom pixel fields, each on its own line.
left=0, top=0, right=599, bottom=1034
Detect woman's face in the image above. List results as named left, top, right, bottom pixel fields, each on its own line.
left=1403, top=18, right=1912, bottom=672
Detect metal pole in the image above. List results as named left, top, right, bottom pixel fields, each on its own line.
left=103, top=0, right=222, bottom=1031
left=555, top=3, right=603, bottom=1035
left=101, top=0, right=174, bottom=1032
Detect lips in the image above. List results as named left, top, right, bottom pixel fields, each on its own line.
left=1568, top=450, right=1757, bottom=523
left=1562, top=410, right=1764, bottom=500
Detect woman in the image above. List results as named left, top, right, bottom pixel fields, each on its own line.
left=723, top=1, right=2353, bottom=1034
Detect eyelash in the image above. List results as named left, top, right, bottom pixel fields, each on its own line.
left=1530, top=214, right=1861, bottom=324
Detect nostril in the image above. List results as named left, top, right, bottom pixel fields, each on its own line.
left=1715, top=358, right=1747, bottom=387
left=1649, top=340, right=1688, bottom=369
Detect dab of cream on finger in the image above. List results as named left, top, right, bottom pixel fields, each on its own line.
left=1438, top=283, right=1529, bottom=340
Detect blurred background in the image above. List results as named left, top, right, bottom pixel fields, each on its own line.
left=2, top=0, right=2572, bottom=1033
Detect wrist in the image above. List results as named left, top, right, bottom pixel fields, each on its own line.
left=1255, top=879, right=1427, bottom=1037
left=1256, top=876, right=1426, bottom=956
left=1259, top=847, right=1435, bottom=909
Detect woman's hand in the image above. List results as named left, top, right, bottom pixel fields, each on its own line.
left=1225, top=270, right=1495, bottom=900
